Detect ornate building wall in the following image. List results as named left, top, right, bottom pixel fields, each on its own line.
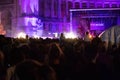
left=38, top=0, right=120, bottom=36
left=0, top=0, right=18, bottom=37
left=0, top=0, right=120, bottom=37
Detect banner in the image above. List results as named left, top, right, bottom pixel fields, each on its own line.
left=100, top=25, right=120, bottom=47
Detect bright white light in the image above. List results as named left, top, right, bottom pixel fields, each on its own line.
left=24, top=17, right=38, bottom=26
left=17, top=32, right=26, bottom=39
left=53, top=33, right=58, bottom=38
left=65, top=32, right=77, bottom=39
left=33, top=35, right=39, bottom=38
left=89, top=34, right=92, bottom=38
left=41, top=37, right=53, bottom=39
left=48, top=33, right=51, bottom=34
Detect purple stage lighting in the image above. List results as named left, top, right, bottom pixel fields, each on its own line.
left=22, top=0, right=38, bottom=14
left=18, top=0, right=44, bottom=37
left=90, top=23, right=105, bottom=30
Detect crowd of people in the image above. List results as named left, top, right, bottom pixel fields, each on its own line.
left=0, top=33, right=120, bottom=80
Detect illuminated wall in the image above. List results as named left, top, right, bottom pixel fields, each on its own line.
left=19, top=0, right=38, bottom=14
left=15, top=0, right=120, bottom=37
left=17, top=0, right=44, bottom=37
left=71, top=8, right=120, bottom=36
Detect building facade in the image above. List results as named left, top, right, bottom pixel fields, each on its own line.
left=0, top=0, right=120, bottom=37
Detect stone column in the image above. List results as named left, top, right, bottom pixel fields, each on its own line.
left=70, top=11, right=72, bottom=32
left=66, top=0, right=68, bottom=16
left=44, top=0, right=47, bottom=17
left=72, top=1, right=75, bottom=9
left=39, top=0, right=41, bottom=16
left=79, top=2, right=82, bottom=8
left=0, top=12, right=1, bottom=24
left=51, top=0, right=54, bottom=17
left=39, top=0, right=45, bottom=17
left=58, top=0, right=61, bottom=18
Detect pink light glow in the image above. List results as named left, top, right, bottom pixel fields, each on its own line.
left=90, top=23, right=105, bottom=30
left=90, top=23, right=104, bottom=26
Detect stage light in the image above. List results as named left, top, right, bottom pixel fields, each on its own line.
left=17, top=32, right=26, bottom=39
left=33, top=35, right=39, bottom=38
left=48, top=33, right=51, bottom=34
left=65, top=32, right=77, bottom=39
left=41, top=36, right=53, bottom=39
left=89, top=34, right=92, bottom=39
left=24, top=17, right=38, bottom=26
left=53, top=33, right=58, bottom=38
